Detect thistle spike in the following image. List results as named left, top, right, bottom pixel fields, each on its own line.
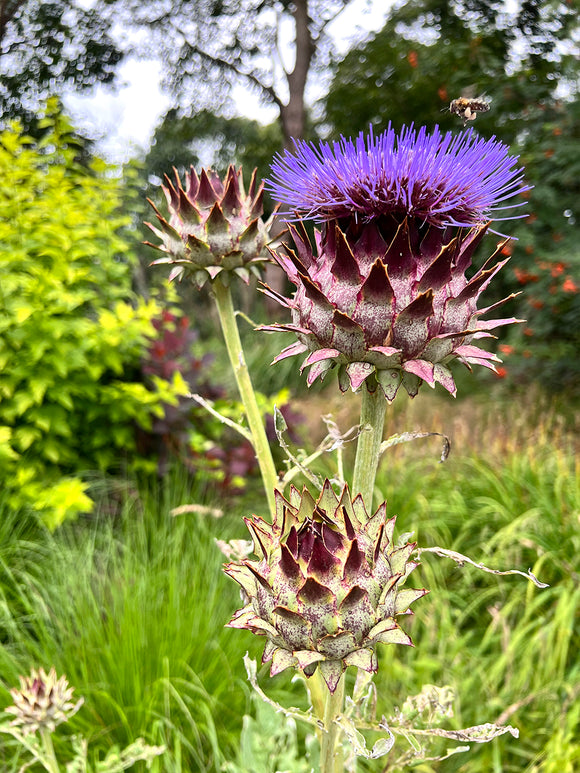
left=147, top=165, right=274, bottom=287
left=225, top=483, right=424, bottom=692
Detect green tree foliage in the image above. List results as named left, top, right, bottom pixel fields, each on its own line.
left=146, top=109, right=283, bottom=189
left=0, top=0, right=123, bottom=127
left=505, top=93, right=580, bottom=393
left=323, top=0, right=577, bottom=139
left=0, top=103, right=182, bottom=527
left=321, top=0, right=580, bottom=392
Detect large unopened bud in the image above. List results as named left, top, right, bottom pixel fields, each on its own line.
left=146, top=165, right=275, bottom=289
left=225, top=481, right=427, bottom=692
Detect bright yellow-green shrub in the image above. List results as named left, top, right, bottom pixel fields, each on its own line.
left=0, top=104, right=181, bottom=527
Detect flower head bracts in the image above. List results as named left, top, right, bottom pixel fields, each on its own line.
left=5, top=667, right=83, bottom=735
left=146, top=165, right=274, bottom=289
left=266, top=125, right=530, bottom=230
left=262, top=217, right=522, bottom=400
left=225, top=481, right=427, bottom=693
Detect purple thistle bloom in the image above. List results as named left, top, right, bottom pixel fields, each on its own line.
left=267, top=124, right=530, bottom=231
left=263, top=125, right=528, bottom=400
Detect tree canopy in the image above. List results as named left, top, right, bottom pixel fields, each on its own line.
left=0, top=0, right=123, bottom=127
left=145, top=108, right=283, bottom=186
left=322, top=0, right=579, bottom=140
left=114, top=0, right=360, bottom=144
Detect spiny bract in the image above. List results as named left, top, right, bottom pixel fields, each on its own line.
left=146, top=165, right=274, bottom=289
left=5, top=667, right=83, bottom=735
left=262, top=216, right=520, bottom=400
left=224, top=481, right=427, bottom=693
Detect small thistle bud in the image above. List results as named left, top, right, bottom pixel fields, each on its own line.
left=146, top=165, right=275, bottom=289
left=263, top=125, right=530, bottom=400
left=5, top=667, right=83, bottom=735
left=224, top=481, right=427, bottom=693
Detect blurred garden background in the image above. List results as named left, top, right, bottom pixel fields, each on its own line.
left=0, top=0, right=578, bottom=770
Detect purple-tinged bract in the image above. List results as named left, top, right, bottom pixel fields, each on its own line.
left=5, top=667, right=83, bottom=735
left=224, top=481, right=426, bottom=693
left=266, top=125, right=530, bottom=229
left=263, top=125, right=528, bottom=399
left=146, top=165, right=274, bottom=289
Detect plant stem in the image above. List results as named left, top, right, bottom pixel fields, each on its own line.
left=211, top=276, right=278, bottom=517
left=352, top=384, right=387, bottom=511
left=320, top=675, right=345, bottom=773
left=40, top=729, right=60, bottom=773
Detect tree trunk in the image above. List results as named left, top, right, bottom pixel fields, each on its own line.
left=268, top=0, right=315, bottom=310
left=280, top=0, right=314, bottom=146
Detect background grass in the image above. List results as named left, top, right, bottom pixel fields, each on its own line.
left=370, top=446, right=579, bottom=772
left=0, top=472, right=264, bottom=771
left=0, top=389, right=577, bottom=772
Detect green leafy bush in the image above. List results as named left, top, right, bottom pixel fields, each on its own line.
left=0, top=103, right=181, bottom=527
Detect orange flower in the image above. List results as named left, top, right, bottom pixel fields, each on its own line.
left=553, top=127, right=562, bottom=136
left=514, top=267, right=539, bottom=284
left=529, top=298, right=544, bottom=310
left=438, top=86, right=448, bottom=101
left=499, top=344, right=514, bottom=355
left=550, top=262, right=566, bottom=277
left=495, top=367, right=507, bottom=378
left=563, top=277, right=578, bottom=293
left=544, top=148, right=555, bottom=158
left=500, top=241, right=513, bottom=256
left=407, top=51, right=418, bottom=68
left=524, top=327, right=534, bottom=337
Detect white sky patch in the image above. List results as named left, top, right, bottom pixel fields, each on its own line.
left=64, top=58, right=172, bottom=164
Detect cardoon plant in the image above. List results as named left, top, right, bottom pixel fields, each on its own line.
left=147, top=165, right=279, bottom=515
left=149, top=124, right=540, bottom=772
left=225, top=481, right=427, bottom=693
left=264, top=124, right=530, bottom=504
left=0, top=667, right=163, bottom=772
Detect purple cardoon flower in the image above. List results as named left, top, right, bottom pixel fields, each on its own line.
left=262, top=125, right=528, bottom=400
left=266, top=124, right=529, bottom=230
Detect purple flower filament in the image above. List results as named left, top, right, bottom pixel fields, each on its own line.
left=267, top=124, right=531, bottom=232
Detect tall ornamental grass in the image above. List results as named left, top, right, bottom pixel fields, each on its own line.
left=372, top=446, right=579, bottom=772
left=0, top=407, right=577, bottom=771
left=0, top=472, right=260, bottom=772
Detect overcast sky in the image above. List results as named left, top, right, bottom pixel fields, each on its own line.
left=63, top=1, right=391, bottom=164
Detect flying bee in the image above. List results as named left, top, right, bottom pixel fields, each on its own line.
left=449, top=95, right=491, bottom=126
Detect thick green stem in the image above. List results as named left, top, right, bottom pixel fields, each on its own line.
left=212, top=277, right=278, bottom=517
left=352, top=384, right=387, bottom=511
left=40, top=729, right=60, bottom=773
left=320, top=675, right=345, bottom=773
